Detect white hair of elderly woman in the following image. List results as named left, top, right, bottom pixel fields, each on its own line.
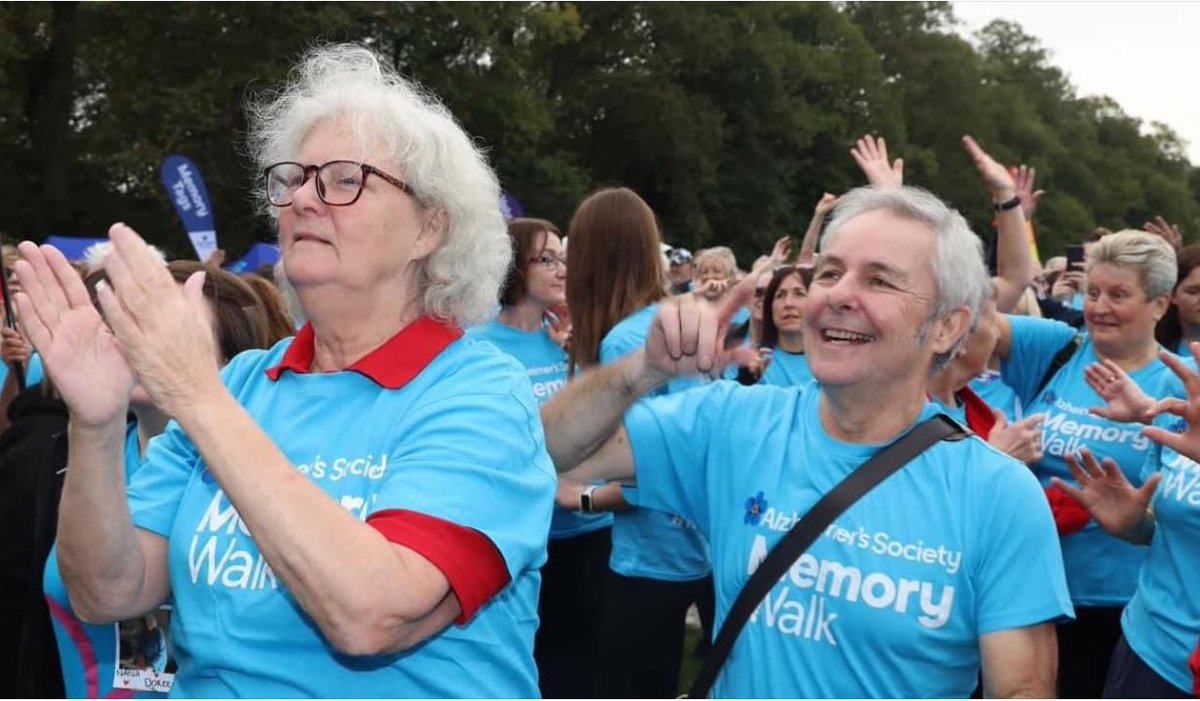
left=246, top=43, right=510, bottom=328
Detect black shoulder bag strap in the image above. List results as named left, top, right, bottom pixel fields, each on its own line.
left=686, top=413, right=967, bottom=699
left=1034, top=333, right=1084, bottom=398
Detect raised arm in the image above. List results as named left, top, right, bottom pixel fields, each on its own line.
left=12, top=238, right=170, bottom=623
left=541, top=288, right=754, bottom=481
left=796, top=193, right=839, bottom=266
left=962, top=136, right=1033, bottom=313
left=850, top=134, right=903, bottom=188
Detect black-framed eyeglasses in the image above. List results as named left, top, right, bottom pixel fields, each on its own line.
left=264, top=160, right=415, bottom=207
left=529, top=254, right=567, bottom=270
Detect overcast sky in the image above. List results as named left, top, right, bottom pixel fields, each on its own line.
left=952, top=1, right=1200, bottom=164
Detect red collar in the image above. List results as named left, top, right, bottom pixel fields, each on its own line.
left=265, top=316, right=463, bottom=389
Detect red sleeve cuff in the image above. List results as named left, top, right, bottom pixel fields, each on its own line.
left=366, top=509, right=511, bottom=625
left=1188, top=639, right=1200, bottom=697
left=1044, top=485, right=1091, bottom=536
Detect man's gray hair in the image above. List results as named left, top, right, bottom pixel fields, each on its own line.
left=246, top=44, right=509, bottom=327
left=1088, top=229, right=1177, bottom=299
left=821, top=186, right=992, bottom=372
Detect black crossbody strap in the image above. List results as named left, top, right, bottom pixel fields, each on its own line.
left=686, top=414, right=967, bottom=699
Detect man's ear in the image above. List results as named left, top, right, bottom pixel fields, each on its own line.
left=930, top=306, right=973, bottom=356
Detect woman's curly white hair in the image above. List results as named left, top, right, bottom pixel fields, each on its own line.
left=246, top=44, right=510, bottom=327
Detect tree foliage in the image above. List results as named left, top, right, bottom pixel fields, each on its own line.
left=0, top=1, right=1194, bottom=264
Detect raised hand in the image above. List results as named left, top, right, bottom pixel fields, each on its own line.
left=962, top=135, right=1017, bottom=202
left=12, top=240, right=136, bottom=427
left=1052, top=448, right=1160, bottom=540
left=813, top=192, right=839, bottom=218
left=1086, top=358, right=1154, bottom=423
left=1142, top=345, right=1200, bottom=464
left=1143, top=215, right=1183, bottom=251
left=768, top=236, right=792, bottom=267
left=646, top=282, right=756, bottom=377
left=1050, top=269, right=1084, bottom=301
left=1011, top=164, right=1045, bottom=219
left=94, top=223, right=226, bottom=419
left=850, top=135, right=903, bottom=188
left=987, top=411, right=1045, bottom=464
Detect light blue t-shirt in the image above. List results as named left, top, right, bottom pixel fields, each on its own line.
left=469, top=318, right=612, bottom=540
left=623, top=381, right=1073, bottom=698
left=969, top=369, right=1021, bottom=422
left=45, top=424, right=170, bottom=698
left=1121, top=407, right=1200, bottom=693
left=1002, top=314, right=1169, bottom=606
left=759, top=349, right=813, bottom=388
left=122, top=334, right=555, bottom=698
left=0, top=352, right=43, bottom=389
left=600, top=304, right=711, bottom=581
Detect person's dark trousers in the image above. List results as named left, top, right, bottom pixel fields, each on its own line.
left=599, top=571, right=707, bottom=699
left=693, top=574, right=715, bottom=657
left=1057, top=606, right=1124, bottom=698
left=1102, top=634, right=1191, bottom=698
left=534, top=527, right=612, bottom=699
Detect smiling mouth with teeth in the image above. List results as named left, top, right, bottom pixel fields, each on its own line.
left=822, top=329, right=875, bottom=343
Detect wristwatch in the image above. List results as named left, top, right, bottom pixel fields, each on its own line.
left=579, top=484, right=599, bottom=514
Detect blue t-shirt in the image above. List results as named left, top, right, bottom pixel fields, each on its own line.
left=759, top=349, right=813, bottom=388
left=600, top=304, right=711, bottom=581
left=0, top=352, right=43, bottom=389
left=121, top=334, right=555, bottom=698
left=1121, top=409, right=1200, bottom=693
left=1002, top=314, right=1170, bottom=606
left=469, top=318, right=612, bottom=540
left=623, top=381, right=1073, bottom=698
left=969, top=369, right=1021, bottom=422
left=46, top=424, right=171, bottom=698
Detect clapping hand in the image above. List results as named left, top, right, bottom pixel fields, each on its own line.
left=987, top=412, right=1045, bottom=464
left=12, top=239, right=136, bottom=428
left=1140, top=344, right=1200, bottom=464
left=1052, top=448, right=1160, bottom=540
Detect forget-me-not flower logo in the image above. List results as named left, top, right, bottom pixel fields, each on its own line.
left=744, top=491, right=768, bottom=526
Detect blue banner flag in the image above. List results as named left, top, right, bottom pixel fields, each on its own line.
left=161, top=155, right=218, bottom=261
left=500, top=192, right=524, bottom=220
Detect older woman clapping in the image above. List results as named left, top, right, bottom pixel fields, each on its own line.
left=14, top=45, right=554, bottom=698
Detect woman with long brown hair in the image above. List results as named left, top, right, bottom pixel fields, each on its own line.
left=567, top=187, right=711, bottom=699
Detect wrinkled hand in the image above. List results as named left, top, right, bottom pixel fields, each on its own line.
left=646, top=284, right=756, bottom=378
left=12, top=240, right=136, bottom=427
left=850, top=135, right=903, bottom=188
left=987, top=412, right=1045, bottom=464
left=768, top=236, right=792, bottom=267
left=94, top=223, right=225, bottom=419
left=1143, top=215, right=1183, bottom=251
left=1011, top=164, right=1045, bottom=219
left=1052, top=448, right=1160, bottom=538
left=813, top=192, right=839, bottom=218
left=1086, top=358, right=1154, bottom=423
left=1141, top=345, right=1200, bottom=464
left=0, top=326, right=31, bottom=366
left=962, top=135, right=1017, bottom=202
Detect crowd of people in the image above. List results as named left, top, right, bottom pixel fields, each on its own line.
left=0, top=41, right=1198, bottom=699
